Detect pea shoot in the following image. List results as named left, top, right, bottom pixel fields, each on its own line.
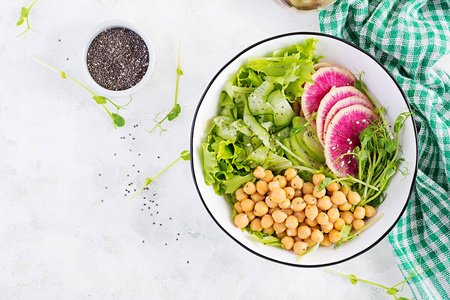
left=17, top=0, right=39, bottom=38
left=148, top=39, right=183, bottom=134
left=128, top=151, right=190, bottom=202
left=325, top=264, right=428, bottom=300
left=28, top=55, right=132, bottom=129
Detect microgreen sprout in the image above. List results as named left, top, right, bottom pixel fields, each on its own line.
left=325, top=263, right=428, bottom=300
left=148, top=39, right=183, bottom=134
left=28, top=55, right=132, bottom=128
left=17, top=0, right=39, bottom=38
left=291, top=111, right=317, bottom=136
left=127, top=150, right=190, bottom=202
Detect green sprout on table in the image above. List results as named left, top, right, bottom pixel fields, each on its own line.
left=128, top=150, right=190, bottom=202
left=148, top=39, right=183, bottom=134
left=17, top=0, right=40, bottom=38
left=28, top=55, right=132, bottom=129
left=325, top=263, right=429, bottom=300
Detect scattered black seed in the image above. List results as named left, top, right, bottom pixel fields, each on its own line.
left=187, top=261, right=189, bottom=264
left=160, top=224, right=162, bottom=226
left=86, top=27, right=149, bottom=91
left=99, top=174, right=101, bottom=176
left=101, top=200, right=104, bottom=202
left=158, top=156, right=160, bottom=159
left=143, top=240, right=145, bottom=243
left=153, top=222, right=155, bottom=225
left=67, top=58, right=69, bottom=61
left=105, top=187, right=108, bottom=189
left=58, top=39, right=61, bottom=42
left=165, top=243, right=167, bottom=246
left=114, top=153, right=116, bottom=156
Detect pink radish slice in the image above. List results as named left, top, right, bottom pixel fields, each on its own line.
left=323, top=96, right=375, bottom=141
left=301, top=67, right=356, bottom=130
left=324, top=105, right=378, bottom=178
left=313, top=62, right=332, bottom=71
left=316, top=86, right=370, bottom=145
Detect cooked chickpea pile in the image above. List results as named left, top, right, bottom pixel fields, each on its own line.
left=233, top=167, right=378, bottom=256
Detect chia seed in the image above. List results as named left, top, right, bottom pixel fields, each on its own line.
left=86, top=27, right=149, bottom=91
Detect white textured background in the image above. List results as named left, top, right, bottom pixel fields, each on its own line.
left=1, top=0, right=449, bottom=299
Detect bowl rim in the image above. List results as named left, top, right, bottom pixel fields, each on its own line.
left=81, top=20, right=155, bottom=98
left=190, top=32, right=418, bottom=268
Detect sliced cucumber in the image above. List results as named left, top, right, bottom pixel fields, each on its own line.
left=290, top=135, right=322, bottom=169
left=292, top=116, right=325, bottom=163
left=267, top=90, right=295, bottom=127
left=303, top=125, right=326, bottom=163
left=248, top=81, right=274, bottom=115
left=243, top=100, right=272, bottom=150
left=244, top=145, right=269, bottom=165
left=213, top=116, right=238, bottom=141
left=274, top=126, right=291, bottom=141
left=281, top=138, right=301, bottom=165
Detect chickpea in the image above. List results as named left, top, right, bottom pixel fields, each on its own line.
left=317, top=212, right=329, bottom=225
left=254, top=201, right=269, bottom=217
left=303, top=237, right=316, bottom=247
left=317, top=196, right=332, bottom=211
left=331, top=191, right=347, bottom=205
left=273, top=222, right=286, bottom=234
left=284, top=187, right=295, bottom=200
left=286, top=227, right=298, bottom=237
left=304, top=194, right=317, bottom=205
left=253, top=166, right=266, bottom=179
left=309, top=225, right=320, bottom=232
left=281, top=236, right=295, bottom=250
left=234, top=202, right=243, bottom=214
left=297, top=225, right=311, bottom=239
left=271, top=187, right=287, bottom=203
left=291, top=176, right=304, bottom=190
left=341, top=211, right=354, bottom=225
left=256, top=181, right=269, bottom=195
left=272, top=209, right=288, bottom=223
left=241, top=199, right=255, bottom=212
left=328, top=229, right=342, bottom=243
left=234, top=213, right=249, bottom=228
left=263, top=226, right=274, bottom=235
left=326, top=181, right=341, bottom=192
left=313, top=186, right=326, bottom=198
left=268, top=181, right=280, bottom=191
left=353, top=206, right=366, bottom=220
left=276, top=232, right=286, bottom=239
left=305, top=217, right=318, bottom=227
left=243, top=181, right=256, bottom=195
left=283, top=168, right=296, bottom=181
left=313, top=174, right=326, bottom=186
left=311, top=229, right=324, bottom=243
left=285, top=215, right=299, bottom=229
left=338, top=202, right=352, bottom=211
left=291, top=197, right=306, bottom=212
left=251, top=192, right=265, bottom=202
left=293, top=211, right=306, bottom=223
left=261, top=214, right=274, bottom=229
left=273, top=175, right=287, bottom=188
left=334, top=218, right=345, bottom=230
left=245, top=211, right=256, bottom=222
left=320, top=234, right=332, bottom=247
left=302, top=182, right=314, bottom=195
left=250, top=218, right=263, bottom=231
left=279, top=199, right=291, bottom=209
left=353, top=219, right=365, bottom=231
left=235, top=188, right=248, bottom=201
left=305, top=204, right=319, bottom=221
left=348, top=191, right=361, bottom=205
left=320, top=222, right=334, bottom=233
left=364, top=205, right=377, bottom=218
left=327, top=208, right=340, bottom=223
left=262, top=169, right=274, bottom=183
left=293, top=241, right=308, bottom=255
left=283, top=208, right=294, bottom=216
left=265, top=196, right=278, bottom=209
left=340, top=185, right=351, bottom=196
left=294, top=189, right=303, bottom=197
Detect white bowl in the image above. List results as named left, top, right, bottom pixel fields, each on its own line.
left=82, top=20, right=155, bottom=98
left=190, top=32, right=418, bottom=267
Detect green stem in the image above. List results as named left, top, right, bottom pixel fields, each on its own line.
left=351, top=213, right=384, bottom=236
left=324, top=268, right=389, bottom=290
left=28, top=0, right=39, bottom=10
left=152, top=156, right=182, bottom=182
left=291, top=165, right=316, bottom=174
left=335, top=177, right=379, bottom=191
left=174, top=38, right=182, bottom=106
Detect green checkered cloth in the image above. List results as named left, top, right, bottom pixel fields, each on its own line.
left=320, top=0, right=450, bottom=298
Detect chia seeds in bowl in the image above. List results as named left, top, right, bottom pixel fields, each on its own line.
left=83, top=21, right=155, bottom=97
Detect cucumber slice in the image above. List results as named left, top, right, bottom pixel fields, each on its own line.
left=248, top=81, right=274, bottom=115
left=303, top=125, right=326, bottom=162
left=244, top=145, right=269, bottom=165
left=243, top=100, right=272, bottom=150
left=213, top=116, right=238, bottom=141
left=281, top=138, right=301, bottom=165
left=267, top=90, right=295, bottom=127
left=274, top=126, right=291, bottom=141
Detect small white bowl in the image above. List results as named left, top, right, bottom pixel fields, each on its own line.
left=190, top=32, right=418, bottom=267
left=82, top=20, right=155, bottom=98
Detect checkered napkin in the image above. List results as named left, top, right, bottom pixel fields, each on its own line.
left=319, top=0, right=450, bottom=298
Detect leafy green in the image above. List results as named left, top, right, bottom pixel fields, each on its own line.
left=149, top=39, right=183, bottom=134
left=28, top=56, right=131, bottom=128
left=128, top=150, right=190, bottom=201
left=17, top=0, right=39, bottom=38
left=247, top=229, right=283, bottom=248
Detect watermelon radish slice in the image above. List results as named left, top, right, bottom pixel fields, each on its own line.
left=316, top=86, right=370, bottom=145
left=323, top=96, right=375, bottom=140
left=324, top=105, right=378, bottom=177
left=313, top=62, right=332, bottom=71
left=301, top=67, right=356, bottom=130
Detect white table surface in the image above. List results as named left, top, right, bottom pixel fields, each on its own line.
left=1, top=0, right=449, bottom=299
